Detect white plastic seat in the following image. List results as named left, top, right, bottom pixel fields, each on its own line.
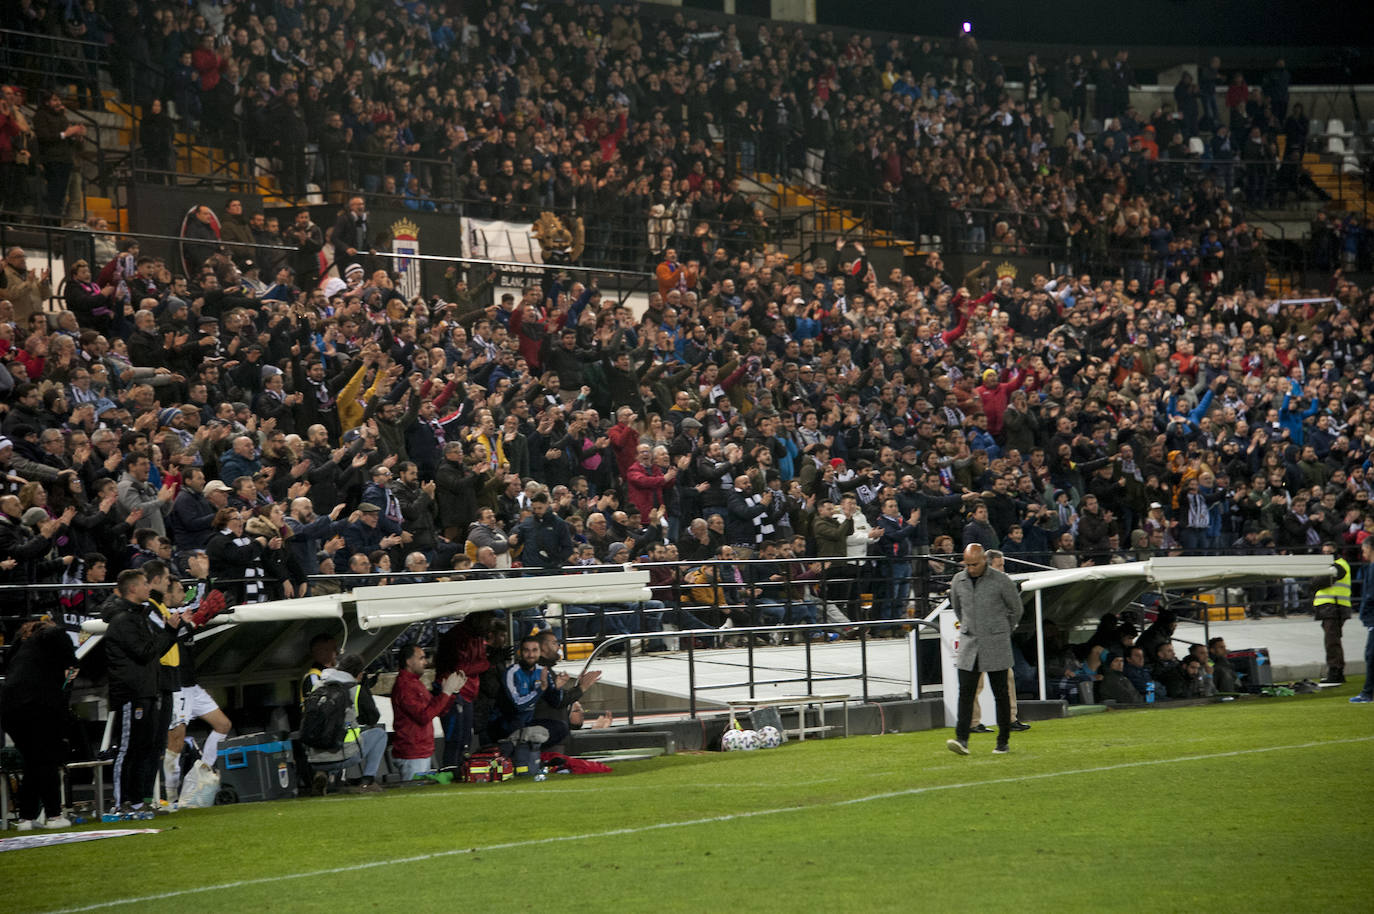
left=1187, top=137, right=1205, bottom=156
left=1326, top=119, right=1349, bottom=138
left=1327, top=136, right=1346, bottom=155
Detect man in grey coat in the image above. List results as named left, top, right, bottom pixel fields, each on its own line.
left=946, top=543, right=1023, bottom=755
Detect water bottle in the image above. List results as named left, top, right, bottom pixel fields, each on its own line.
left=1146, top=681, right=1156, bottom=704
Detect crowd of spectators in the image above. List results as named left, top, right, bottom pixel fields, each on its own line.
left=0, top=2, right=1371, bottom=656
left=1, top=205, right=1372, bottom=646
left=5, top=0, right=1372, bottom=277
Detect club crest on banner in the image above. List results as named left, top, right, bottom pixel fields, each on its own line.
left=390, top=219, right=421, bottom=302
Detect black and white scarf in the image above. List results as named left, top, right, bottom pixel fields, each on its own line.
left=225, top=530, right=265, bottom=602
left=1186, top=492, right=1210, bottom=530
left=743, top=493, right=775, bottom=544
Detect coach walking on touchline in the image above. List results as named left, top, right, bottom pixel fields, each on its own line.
left=947, top=544, right=1023, bottom=756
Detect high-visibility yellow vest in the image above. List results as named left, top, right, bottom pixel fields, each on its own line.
left=1315, top=558, right=1351, bottom=607
left=345, top=685, right=361, bottom=745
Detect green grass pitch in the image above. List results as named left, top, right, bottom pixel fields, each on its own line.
left=10, top=682, right=1373, bottom=914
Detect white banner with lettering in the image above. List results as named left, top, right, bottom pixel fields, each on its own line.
left=462, top=218, right=543, bottom=265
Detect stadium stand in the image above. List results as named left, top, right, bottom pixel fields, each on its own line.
left=0, top=0, right=1371, bottom=818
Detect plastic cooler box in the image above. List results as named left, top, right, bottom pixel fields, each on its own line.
left=1227, top=648, right=1273, bottom=691
left=215, top=734, right=298, bottom=803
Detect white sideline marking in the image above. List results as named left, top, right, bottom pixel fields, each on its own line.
left=43, top=736, right=1373, bottom=913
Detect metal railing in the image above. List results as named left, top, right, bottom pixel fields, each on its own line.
left=789, top=197, right=1307, bottom=287
left=574, top=618, right=939, bottom=726
left=0, top=219, right=658, bottom=316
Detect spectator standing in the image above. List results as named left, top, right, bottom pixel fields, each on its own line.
left=32, top=91, right=83, bottom=222
left=511, top=493, right=573, bottom=572
left=205, top=508, right=270, bottom=604
left=168, top=466, right=217, bottom=551
left=1, top=246, right=52, bottom=327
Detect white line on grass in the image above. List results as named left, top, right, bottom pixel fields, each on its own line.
left=43, top=735, right=1373, bottom=914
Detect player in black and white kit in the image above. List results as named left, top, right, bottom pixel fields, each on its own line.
left=163, top=551, right=233, bottom=802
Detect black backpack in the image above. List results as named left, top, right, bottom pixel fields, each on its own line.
left=299, top=680, right=350, bottom=751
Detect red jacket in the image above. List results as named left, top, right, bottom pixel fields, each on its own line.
left=389, top=669, right=453, bottom=761
left=627, top=460, right=675, bottom=518
left=606, top=422, right=640, bottom=478
left=976, top=369, right=1026, bottom=435
left=435, top=624, right=488, bottom=701
left=507, top=304, right=546, bottom=372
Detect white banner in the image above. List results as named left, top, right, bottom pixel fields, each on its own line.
left=463, top=217, right=544, bottom=265
left=389, top=218, right=423, bottom=302
left=0, top=828, right=160, bottom=853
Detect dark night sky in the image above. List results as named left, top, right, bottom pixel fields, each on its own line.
left=814, top=0, right=1366, bottom=48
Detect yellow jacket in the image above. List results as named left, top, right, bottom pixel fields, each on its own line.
left=338, top=363, right=382, bottom=434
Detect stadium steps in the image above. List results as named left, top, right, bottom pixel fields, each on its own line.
left=1196, top=591, right=1247, bottom=621
left=748, top=173, right=916, bottom=261
left=86, top=196, right=127, bottom=232
left=1265, top=275, right=1295, bottom=297
left=1305, top=152, right=1370, bottom=213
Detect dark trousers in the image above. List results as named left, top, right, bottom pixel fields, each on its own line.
left=955, top=662, right=1011, bottom=744
left=492, top=716, right=570, bottom=750
left=1360, top=626, right=1374, bottom=698
left=439, top=695, right=475, bottom=768
left=4, top=708, right=65, bottom=820
left=822, top=562, right=862, bottom=619
left=110, top=698, right=159, bottom=807
left=1321, top=616, right=1345, bottom=674
left=42, top=160, right=72, bottom=217
left=140, top=690, right=174, bottom=800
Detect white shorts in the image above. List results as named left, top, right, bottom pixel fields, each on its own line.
left=170, top=685, right=220, bottom=728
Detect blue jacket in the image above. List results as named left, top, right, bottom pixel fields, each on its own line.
left=1357, top=561, right=1374, bottom=629
left=286, top=513, right=347, bottom=577
left=169, top=488, right=216, bottom=549
left=875, top=512, right=921, bottom=560
left=1279, top=381, right=1318, bottom=445
left=513, top=511, right=573, bottom=570
left=494, top=662, right=563, bottom=735
left=341, top=519, right=388, bottom=561
left=219, top=451, right=262, bottom=484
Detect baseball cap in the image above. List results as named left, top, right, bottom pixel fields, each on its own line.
left=204, top=480, right=232, bottom=494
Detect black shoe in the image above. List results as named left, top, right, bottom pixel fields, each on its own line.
left=946, top=738, right=970, bottom=756
left=311, top=771, right=329, bottom=797
left=993, top=744, right=1010, bottom=754
left=1010, top=720, right=1031, bottom=731
left=1320, top=673, right=1346, bottom=685
left=970, top=723, right=992, bottom=734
